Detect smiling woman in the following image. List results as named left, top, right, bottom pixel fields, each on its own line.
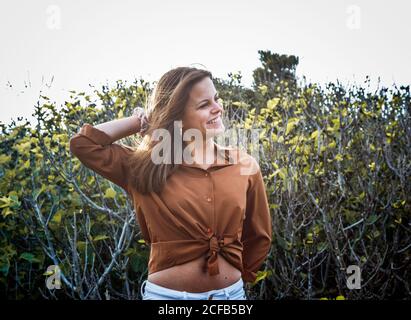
left=69, top=66, right=272, bottom=300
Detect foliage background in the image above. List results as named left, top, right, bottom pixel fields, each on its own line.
left=0, top=51, right=410, bottom=299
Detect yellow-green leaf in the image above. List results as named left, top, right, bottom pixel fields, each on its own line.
left=267, top=98, right=280, bottom=110
left=104, top=187, right=116, bottom=199
left=0, top=154, right=11, bottom=165
left=52, top=210, right=64, bottom=224
left=335, top=154, right=343, bottom=162
left=93, top=235, right=109, bottom=242
left=310, top=130, right=320, bottom=140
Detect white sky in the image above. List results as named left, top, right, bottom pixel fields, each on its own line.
left=1, top=0, right=410, bottom=126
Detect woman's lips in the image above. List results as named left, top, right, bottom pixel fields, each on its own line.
left=206, top=116, right=221, bottom=125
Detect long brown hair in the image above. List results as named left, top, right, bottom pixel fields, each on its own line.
left=127, top=66, right=213, bottom=194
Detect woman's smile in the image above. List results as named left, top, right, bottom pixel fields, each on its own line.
left=206, top=116, right=221, bottom=126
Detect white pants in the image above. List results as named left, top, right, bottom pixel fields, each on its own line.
left=140, top=277, right=247, bottom=300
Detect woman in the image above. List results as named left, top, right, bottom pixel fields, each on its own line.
left=69, top=66, right=272, bottom=300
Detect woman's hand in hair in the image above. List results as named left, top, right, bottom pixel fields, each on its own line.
left=132, top=107, right=149, bottom=136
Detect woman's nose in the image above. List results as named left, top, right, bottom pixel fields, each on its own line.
left=211, top=101, right=223, bottom=114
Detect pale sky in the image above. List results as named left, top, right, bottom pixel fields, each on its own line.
left=1, top=0, right=410, bottom=126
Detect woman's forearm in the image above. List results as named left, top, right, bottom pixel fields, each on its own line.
left=94, top=115, right=142, bottom=142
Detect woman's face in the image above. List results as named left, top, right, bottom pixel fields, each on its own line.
left=182, top=77, right=225, bottom=140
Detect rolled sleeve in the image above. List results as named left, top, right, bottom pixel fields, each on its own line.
left=69, top=123, right=135, bottom=194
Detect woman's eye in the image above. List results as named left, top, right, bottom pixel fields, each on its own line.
left=200, top=97, right=220, bottom=108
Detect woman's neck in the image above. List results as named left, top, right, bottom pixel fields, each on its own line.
left=184, top=138, right=216, bottom=165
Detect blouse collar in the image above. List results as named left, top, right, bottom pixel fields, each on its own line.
left=180, top=141, right=236, bottom=169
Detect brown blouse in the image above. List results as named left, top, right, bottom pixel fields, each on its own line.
left=69, top=123, right=272, bottom=283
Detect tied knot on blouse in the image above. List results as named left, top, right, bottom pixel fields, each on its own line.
left=205, top=228, right=238, bottom=276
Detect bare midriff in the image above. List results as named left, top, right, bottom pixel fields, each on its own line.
left=147, top=253, right=242, bottom=293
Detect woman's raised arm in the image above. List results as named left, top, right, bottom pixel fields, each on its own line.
left=93, top=115, right=142, bottom=143
left=69, top=114, right=144, bottom=194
